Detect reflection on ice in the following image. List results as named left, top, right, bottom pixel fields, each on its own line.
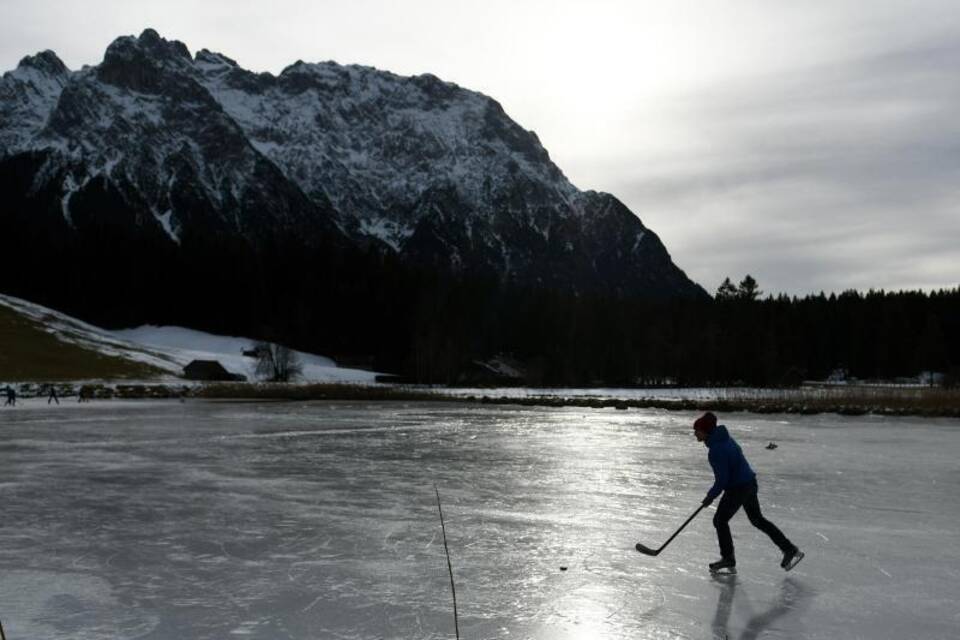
left=711, top=575, right=814, bottom=640
left=0, top=400, right=957, bottom=639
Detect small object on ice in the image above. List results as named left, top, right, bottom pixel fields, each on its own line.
left=766, top=442, right=778, bottom=450
left=559, top=566, right=567, bottom=571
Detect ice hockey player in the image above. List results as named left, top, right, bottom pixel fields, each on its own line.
left=694, top=412, right=803, bottom=573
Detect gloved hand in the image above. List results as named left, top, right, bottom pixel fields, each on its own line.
left=701, top=495, right=714, bottom=507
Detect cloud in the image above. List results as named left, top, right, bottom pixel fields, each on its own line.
left=609, top=35, right=960, bottom=295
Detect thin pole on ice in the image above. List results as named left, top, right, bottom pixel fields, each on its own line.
left=434, top=484, right=460, bottom=640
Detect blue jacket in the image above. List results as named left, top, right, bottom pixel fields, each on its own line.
left=705, top=424, right=756, bottom=501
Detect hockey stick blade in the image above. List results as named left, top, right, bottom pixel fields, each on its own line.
left=635, top=504, right=706, bottom=558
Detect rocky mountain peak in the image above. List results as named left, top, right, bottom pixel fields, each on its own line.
left=1, top=50, right=71, bottom=155
left=134, top=28, right=192, bottom=62
left=15, top=50, right=69, bottom=77
left=194, top=49, right=238, bottom=69
left=98, top=29, right=194, bottom=92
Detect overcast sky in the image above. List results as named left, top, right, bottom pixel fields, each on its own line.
left=3, top=0, right=959, bottom=296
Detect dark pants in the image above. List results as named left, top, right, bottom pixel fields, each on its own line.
left=714, top=480, right=793, bottom=560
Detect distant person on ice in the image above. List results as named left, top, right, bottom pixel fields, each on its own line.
left=4, top=386, right=15, bottom=406
left=694, top=412, right=803, bottom=573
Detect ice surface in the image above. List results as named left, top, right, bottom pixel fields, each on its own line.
left=0, top=400, right=957, bottom=639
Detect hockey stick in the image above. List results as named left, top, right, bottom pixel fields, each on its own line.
left=635, top=503, right=706, bottom=556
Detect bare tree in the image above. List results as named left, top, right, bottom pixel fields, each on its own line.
left=252, top=341, right=303, bottom=382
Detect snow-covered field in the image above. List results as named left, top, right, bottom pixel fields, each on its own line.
left=0, top=293, right=379, bottom=383
left=0, top=400, right=957, bottom=639
left=109, top=326, right=379, bottom=384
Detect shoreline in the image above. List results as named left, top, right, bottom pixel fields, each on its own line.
left=1, top=381, right=958, bottom=418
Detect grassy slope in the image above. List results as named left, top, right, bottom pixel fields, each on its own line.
left=0, top=304, right=166, bottom=381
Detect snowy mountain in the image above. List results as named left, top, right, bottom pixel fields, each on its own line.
left=1, top=32, right=341, bottom=249
left=0, top=29, right=705, bottom=300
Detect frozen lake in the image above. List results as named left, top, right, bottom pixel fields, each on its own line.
left=0, top=400, right=958, bottom=639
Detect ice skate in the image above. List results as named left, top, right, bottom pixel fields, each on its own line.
left=781, top=547, right=804, bottom=571
left=780, top=547, right=803, bottom=571
left=709, top=557, right=737, bottom=574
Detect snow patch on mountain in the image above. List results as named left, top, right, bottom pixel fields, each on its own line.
left=154, top=209, right=180, bottom=244
left=358, top=217, right=414, bottom=251
left=59, top=172, right=81, bottom=226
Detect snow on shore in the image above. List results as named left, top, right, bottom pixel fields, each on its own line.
left=110, top=326, right=378, bottom=383
left=0, top=293, right=379, bottom=384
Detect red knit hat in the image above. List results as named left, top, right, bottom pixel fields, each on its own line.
left=693, top=412, right=717, bottom=433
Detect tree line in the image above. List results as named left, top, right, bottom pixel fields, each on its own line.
left=4, top=201, right=956, bottom=388
left=393, top=273, right=959, bottom=387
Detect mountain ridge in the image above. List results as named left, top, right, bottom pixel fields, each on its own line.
left=1, top=28, right=705, bottom=299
